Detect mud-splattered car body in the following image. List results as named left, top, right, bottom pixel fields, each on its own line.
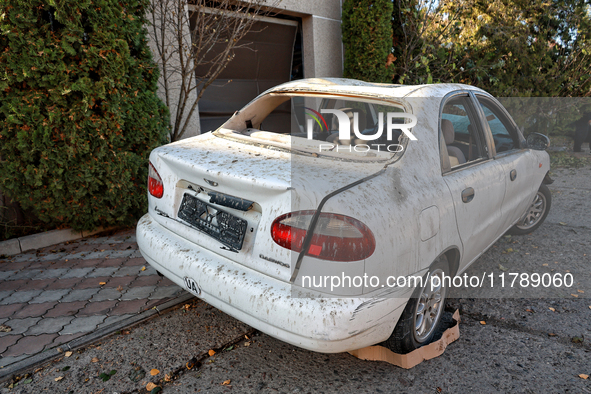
left=136, top=78, right=551, bottom=353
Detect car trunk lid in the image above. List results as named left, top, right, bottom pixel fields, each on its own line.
left=148, top=133, right=386, bottom=282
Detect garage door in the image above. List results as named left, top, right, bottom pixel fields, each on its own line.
left=193, top=16, right=299, bottom=133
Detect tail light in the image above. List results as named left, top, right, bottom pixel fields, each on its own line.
left=148, top=162, right=164, bottom=198
left=271, top=210, right=375, bottom=262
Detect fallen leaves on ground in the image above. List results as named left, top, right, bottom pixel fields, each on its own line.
left=499, top=264, right=508, bottom=272
left=480, top=321, right=486, bottom=325
left=0, top=324, right=12, bottom=332
left=579, top=374, right=589, bottom=380
left=150, top=369, right=160, bottom=376
left=99, top=370, right=117, bottom=382
left=208, top=349, right=216, bottom=356
left=548, top=333, right=557, bottom=337
left=54, top=376, right=63, bottom=382
left=128, top=366, right=146, bottom=382
left=222, top=379, right=231, bottom=386
left=146, top=382, right=162, bottom=393
left=91, top=357, right=99, bottom=363
left=64, top=351, right=72, bottom=358
left=549, top=307, right=556, bottom=312
left=6, top=374, right=32, bottom=389
left=141, top=266, right=147, bottom=271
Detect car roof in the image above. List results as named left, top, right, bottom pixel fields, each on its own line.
left=266, top=78, right=487, bottom=100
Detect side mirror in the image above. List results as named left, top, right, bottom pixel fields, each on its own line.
left=526, top=133, right=550, bottom=151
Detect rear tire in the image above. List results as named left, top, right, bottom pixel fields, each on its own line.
left=507, top=184, right=551, bottom=236
left=383, top=255, right=449, bottom=354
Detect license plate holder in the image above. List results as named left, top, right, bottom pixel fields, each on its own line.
left=177, top=193, right=247, bottom=251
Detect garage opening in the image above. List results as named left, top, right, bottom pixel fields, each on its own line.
left=190, top=11, right=301, bottom=133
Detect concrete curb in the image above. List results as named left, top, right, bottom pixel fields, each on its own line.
left=0, top=227, right=115, bottom=257
left=0, top=292, right=195, bottom=381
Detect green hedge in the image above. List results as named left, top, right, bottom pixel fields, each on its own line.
left=0, top=0, right=169, bottom=231
left=342, top=0, right=394, bottom=83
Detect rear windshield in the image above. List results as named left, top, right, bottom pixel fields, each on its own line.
left=216, top=93, right=413, bottom=161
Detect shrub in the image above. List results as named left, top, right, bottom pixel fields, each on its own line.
left=342, top=0, right=394, bottom=83
left=0, top=0, right=169, bottom=231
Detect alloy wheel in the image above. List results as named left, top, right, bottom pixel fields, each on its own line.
left=413, top=268, right=446, bottom=343
left=516, top=191, right=547, bottom=230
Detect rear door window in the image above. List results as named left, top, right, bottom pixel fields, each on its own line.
left=440, top=95, right=487, bottom=169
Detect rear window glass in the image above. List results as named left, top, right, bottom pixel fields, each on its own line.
left=218, top=94, right=413, bottom=161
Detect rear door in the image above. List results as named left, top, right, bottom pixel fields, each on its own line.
left=440, top=93, right=507, bottom=270
left=473, top=94, right=538, bottom=233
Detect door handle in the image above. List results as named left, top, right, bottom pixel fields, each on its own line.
left=462, top=187, right=475, bottom=203
left=510, top=169, right=517, bottom=181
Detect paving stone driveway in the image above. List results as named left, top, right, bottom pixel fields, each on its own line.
left=0, top=229, right=187, bottom=369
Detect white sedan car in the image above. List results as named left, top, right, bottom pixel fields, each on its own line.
left=137, top=79, right=552, bottom=354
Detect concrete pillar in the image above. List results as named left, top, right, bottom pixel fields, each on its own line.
left=302, top=14, right=344, bottom=79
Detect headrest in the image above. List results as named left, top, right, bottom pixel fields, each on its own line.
left=441, top=119, right=455, bottom=144
left=330, top=108, right=367, bottom=133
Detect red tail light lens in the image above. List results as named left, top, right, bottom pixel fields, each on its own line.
left=148, top=162, right=164, bottom=198
left=271, top=210, right=375, bottom=262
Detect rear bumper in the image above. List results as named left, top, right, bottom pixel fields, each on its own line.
left=136, top=213, right=408, bottom=353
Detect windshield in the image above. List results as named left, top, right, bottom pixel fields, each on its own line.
left=215, top=93, right=413, bottom=162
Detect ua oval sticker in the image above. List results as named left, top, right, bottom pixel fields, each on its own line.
left=183, top=277, right=201, bottom=295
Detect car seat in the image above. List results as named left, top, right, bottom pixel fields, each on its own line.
left=442, top=119, right=466, bottom=167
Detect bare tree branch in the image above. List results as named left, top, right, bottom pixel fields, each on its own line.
left=147, top=0, right=281, bottom=141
